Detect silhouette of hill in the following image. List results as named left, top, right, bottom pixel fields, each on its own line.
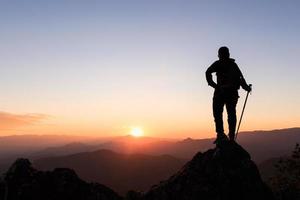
left=0, top=135, right=100, bottom=174
left=33, top=150, right=185, bottom=194
left=0, top=135, right=97, bottom=159
left=28, top=135, right=170, bottom=159
left=0, top=142, right=275, bottom=200
left=0, top=158, right=121, bottom=200
left=238, top=128, right=300, bottom=162
left=138, top=141, right=275, bottom=200
left=31, top=142, right=100, bottom=159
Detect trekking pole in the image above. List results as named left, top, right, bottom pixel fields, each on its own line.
left=235, top=84, right=252, bottom=140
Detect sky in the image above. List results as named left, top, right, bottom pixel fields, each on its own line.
left=0, top=0, right=299, bottom=139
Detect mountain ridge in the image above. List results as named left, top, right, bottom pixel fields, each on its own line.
left=93, top=127, right=300, bottom=162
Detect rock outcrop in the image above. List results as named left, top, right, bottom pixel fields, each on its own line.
left=0, top=158, right=121, bottom=200
left=141, top=141, right=275, bottom=200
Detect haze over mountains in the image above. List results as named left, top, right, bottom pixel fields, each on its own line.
left=0, top=135, right=101, bottom=173
left=29, top=127, right=300, bottom=162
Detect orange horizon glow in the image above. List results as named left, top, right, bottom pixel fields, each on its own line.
left=0, top=110, right=298, bottom=140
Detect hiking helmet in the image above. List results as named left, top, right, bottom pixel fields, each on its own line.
left=218, top=46, right=230, bottom=59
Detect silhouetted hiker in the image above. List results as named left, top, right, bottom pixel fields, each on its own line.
left=206, top=46, right=251, bottom=144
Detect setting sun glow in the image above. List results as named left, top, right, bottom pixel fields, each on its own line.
left=130, top=127, right=144, bottom=137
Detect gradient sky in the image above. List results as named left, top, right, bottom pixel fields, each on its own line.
left=0, top=0, right=299, bottom=138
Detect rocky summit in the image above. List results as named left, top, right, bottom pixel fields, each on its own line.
left=139, top=141, right=275, bottom=200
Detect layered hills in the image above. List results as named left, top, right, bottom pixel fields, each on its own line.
left=0, top=141, right=275, bottom=200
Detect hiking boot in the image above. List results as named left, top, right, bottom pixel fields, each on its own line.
left=213, top=133, right=228, bottom=144
left=228, top=132, right=235, bottom=141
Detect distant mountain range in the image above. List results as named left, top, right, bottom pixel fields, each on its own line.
left=0, top=134, right=98, bottom=158
left=238, top=128, right=300, bottom=162
left=0, top=127, right=299, bottom=179
left=0, top=135, right=101, bottom=174
left=31, top=127, right=300, bottom=163
left=33, top=150, right=185, bottom=194
left=31, top=142, right=101, bottom=159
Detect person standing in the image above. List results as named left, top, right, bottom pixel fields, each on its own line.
left=206, top=46, right=251, bottom=143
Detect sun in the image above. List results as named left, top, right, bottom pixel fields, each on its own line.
left=130, top=127, right=144, bottom=137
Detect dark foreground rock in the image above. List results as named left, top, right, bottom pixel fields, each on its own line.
left=140, top=141, right=275, bottom=200
left=0, top=158, right=121, bottom=200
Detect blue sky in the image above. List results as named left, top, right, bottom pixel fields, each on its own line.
left=0, top=0, right=299, bottom=138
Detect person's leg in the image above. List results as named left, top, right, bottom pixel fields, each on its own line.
left=226, top=93, right=239, bottom=141
left=213, top=95, right=225, bottom=136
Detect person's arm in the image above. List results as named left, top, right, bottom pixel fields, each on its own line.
left=236, top=65, right=251, bottom=92
left=205, top=62, right=217, bottom=88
